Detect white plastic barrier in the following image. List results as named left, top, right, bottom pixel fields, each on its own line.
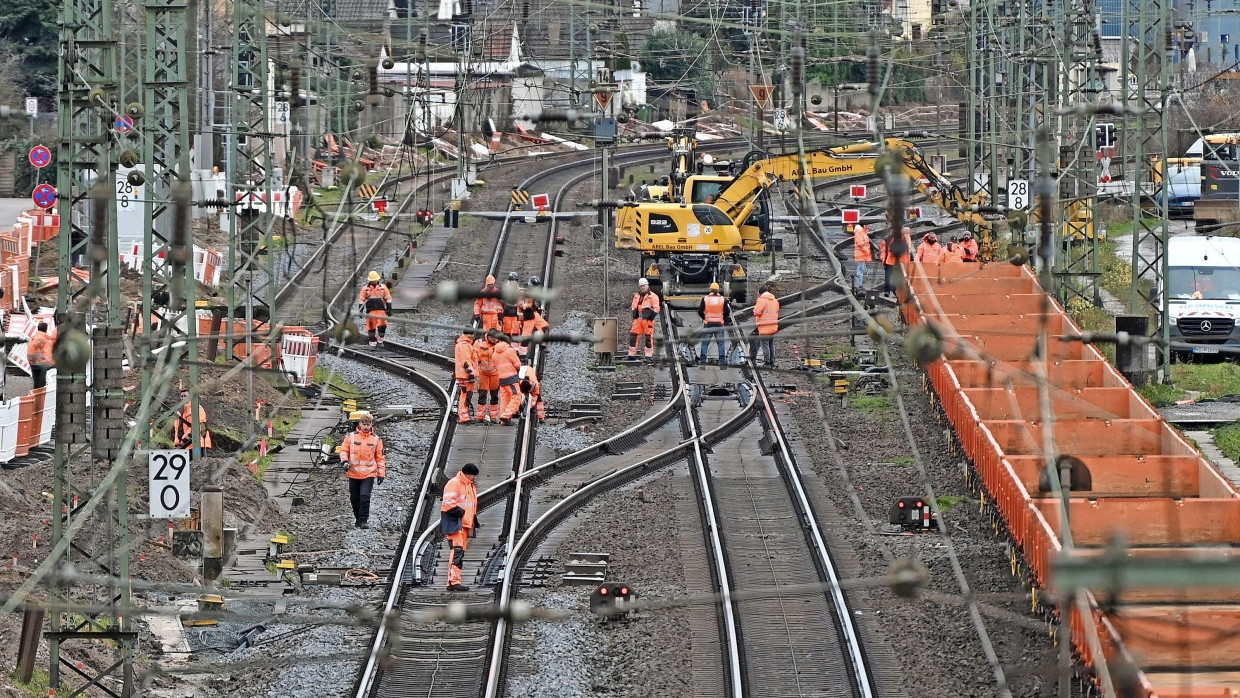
left=0, top=395, right=20, bottom=462
left=279, top=334, right=317, bottom=386
left=37, top=368, right=56, bottom=446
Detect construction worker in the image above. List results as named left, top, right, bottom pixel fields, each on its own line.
left=501, top=272, right=522, bottom=337
left=492, top=331, right=523, bottom=425
left=959, top=231, right=979, bottom=262
left=750, top=284, right=780, bottom=367
left=697, top=282, right=731, bottom=364
left=629, top=278, right=660, bottom=358
left=502, top=364, right=546, bottom=422
left=172, top=388, right=214, bottom=453
left=517, top=289, right=550, bottom=357
left=28, top=322, right=54, bottom=389
left=916, top=233, right=946, bottom=264
left=879, top=226, right=914, bottom=297
left=943, top=236, right=964, bottom=263
left=454, top=331, right=478, bottom=425
left=358, top=271, right=393, bottom=346
left=440, top=462, right=479, bottom=591
left=473, top=331, right=501, bottom=422
left=853, top=222, right=873, bottom=291
left=339, top=411, right=386, bottom=529
left=473, top=275, right=503, bottom=331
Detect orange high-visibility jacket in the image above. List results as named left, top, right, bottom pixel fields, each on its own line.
left=358, top=282, right=392, bottom=308
left=881, top=231, right=913, bottom=265
left=474, top=339, right=499, bottom=375
left=474, top=285, right=502, bottom=317
left=455, top=335, right=477, bottom=381
left=173, top=404, right=214, bottom=449
left=441, top=472, right=478, bottom=531
left=916, top=241, right=946, bottom=264
left=340, top=430, right=386, bottom=479
left=753, top=292, right=780, bottom=335
left=28, top=331, right=53, bottom=366
left=960, top=238, right=979, bottom=261
left=631, top=290, right=660, bottom=318
left=853, top=226, right=873, bottom=262
left=700, top=294, right=727, bottom=325
left=493, top=340, right=522, bottom=381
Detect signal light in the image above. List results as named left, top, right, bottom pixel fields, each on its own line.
left=889, top=497, right=938, bottom=530
left=589, top=583, right=635, bottom=619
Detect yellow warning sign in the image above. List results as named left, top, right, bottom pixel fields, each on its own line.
left=594, top=91, right=614, bottom=111
left=749, top=84, right=773, bottom=111
left=357, top=184, right=378, bottom=200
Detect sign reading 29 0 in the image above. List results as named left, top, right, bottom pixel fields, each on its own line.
left=148, top=450, right=191, bottom=518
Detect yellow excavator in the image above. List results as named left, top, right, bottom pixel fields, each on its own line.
left=616, top=138, right=995, bottom=301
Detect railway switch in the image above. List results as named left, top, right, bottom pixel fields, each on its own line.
left=890, top=497, right=939, bottom=530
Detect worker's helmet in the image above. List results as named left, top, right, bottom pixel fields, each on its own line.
left=637, top=277, right=649, bottom=287
left=962, top=231, right=973, bottom=240
left=529, top=276, right=541, bottom=287
left=485, top=274, right=496, bottom=285
left=508, top=271, right=520, bottom=281
left=518, top=365, right=529, bottom=380
left=368, top=271, right=381, bottom=282
left=709, top=282, right=721, bottom=291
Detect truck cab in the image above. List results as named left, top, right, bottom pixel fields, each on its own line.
left=1167, top=235, right=1240, bottom=359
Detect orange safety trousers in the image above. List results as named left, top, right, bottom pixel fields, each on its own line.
left=629, top=318, right=655, bottom=356
left=479, top=314, right=501, bottom=331
left=457, top=379, right=476, bottom=423
left=445, top=529, right=469, bottom=586
left=475, top=374, right=499, bottom=419
left=365, top=309, right=388, bottom=333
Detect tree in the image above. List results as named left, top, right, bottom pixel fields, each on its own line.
left=642, top=29, right=714, bottom=95
left=0, top=0, right=58, bottom=98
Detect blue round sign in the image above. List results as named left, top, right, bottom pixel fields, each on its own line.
left=115, top=115, right=134, bottom=133
left=32, top=184, right=56, bottom=209
left=28, top=145, right=51, bottom=169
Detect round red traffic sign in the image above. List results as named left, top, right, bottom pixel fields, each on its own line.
left=115, top=115, right=134, bottom=133
left=32, top=184, right=56, bottom=209
left=28, top=145, right=51, bottom=169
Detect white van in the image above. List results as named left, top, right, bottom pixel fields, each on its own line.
left=1167, top=235, right=1240, bottom=358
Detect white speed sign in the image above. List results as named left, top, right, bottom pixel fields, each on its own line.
left=148, top=450, right=191, bottom=518
left=1007, top=179, right=1030, bottom=211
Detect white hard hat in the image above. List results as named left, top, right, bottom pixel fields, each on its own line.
left=518, top=366, right=529, bottom=380
left=638, top=277, right=649, bottom=286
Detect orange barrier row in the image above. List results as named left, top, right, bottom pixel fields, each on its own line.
left=194, top=314, right=319, bottom=385
left=903, top=260, right=1240, bottom=697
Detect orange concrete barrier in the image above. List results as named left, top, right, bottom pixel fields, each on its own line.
left=15, top=394, right=34, bottom=457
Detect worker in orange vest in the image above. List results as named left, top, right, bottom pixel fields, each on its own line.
left=959, top=231, right=979, bottom=262
left=28, top=322, right=54, bottom=389
left=502, top=364, right=546, bottom=421
left=473, top=332, right=501, bottom=422
left=491, top=331, right=523, bottom=425
left=750, top=284, right=780, bottom=367
left=440, top=462, right=479, bottom=591
left=473, top=275, right=503, bottom=331
left=173, top=388, right=214, bottom=453
left=916, top=233, right=946, bottom=264
left=943, top=236, right=965, bottom=263
left=358, top=271, right=393, bottom=346
left=853, top=223, right=873, bottom=291
left=454, top=331, right=478, bottom=425
left=629, top=278, right=660, bottom=358
left=339, top=411, right=386, bottom=529
left=501, top=272, right=523, bottom=337
left=697, top=282, right=731, bottom=364
left=879, top=227, right=914, bottom=297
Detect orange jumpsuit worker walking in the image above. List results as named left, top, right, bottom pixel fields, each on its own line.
left=358, top=271, right=393, bottom=346
left=173, top=388, right=214, bottom=453
left=473, top=332, right=501, bottom=422
left=441, top=462, right=479, bottom=591
left=879, top=227, right=913, bottom=297
left=750, top=284, right=780, bottom=367
left=697, top=282, right=730, bottom=363
left=28, top=322, right=54, bottom=389
left=339, top=411, right=386, bottom=529
left=629, top=278, right=660, bottom=358
left=492, top=332, right=523, bottom=425
left=454, top=331, right=478, bottom=424
left=473, top=275, right=502, bottom=331
left=501, top=272, right=522, bottom=337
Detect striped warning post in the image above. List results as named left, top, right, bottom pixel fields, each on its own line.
left=357, top=183, right=378, bottom=200
left=511, top=189, right=530, bottom=207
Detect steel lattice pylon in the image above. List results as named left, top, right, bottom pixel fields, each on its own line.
left=1122, top=0, right=1172, bottom=378
left=1053, top=0, right=1103, bottom=306
left=140, top=0, right=200, bottom=439
left=49, top=0, right=134, bottom=692
left=228, top=0, right=276, bottom=436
